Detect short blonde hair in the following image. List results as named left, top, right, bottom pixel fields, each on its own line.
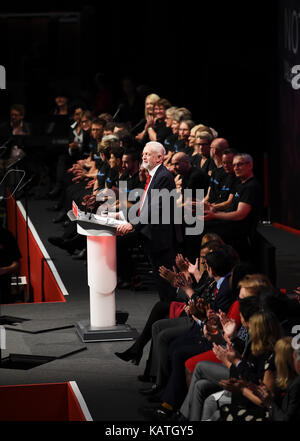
left=238, top=274, right=272, bottom=296
left=145, top=93, right=160, bottom=117
left=196, top=130, right=214, bottom=142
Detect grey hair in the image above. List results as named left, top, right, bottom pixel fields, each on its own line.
left=146, top=141, right=166, bottom=157
left=234, top=153, right=253, bottom=164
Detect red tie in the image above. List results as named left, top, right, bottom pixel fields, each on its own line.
left=214, top=287, right=219, bottom=298
left=138, top=175, right=151, bottom=216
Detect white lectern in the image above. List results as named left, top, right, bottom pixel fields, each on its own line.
left=68, top=204, right=138, bottom=343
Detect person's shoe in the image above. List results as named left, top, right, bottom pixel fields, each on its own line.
left=139, top=384, right=162, bottom=396
left=138, top=405, right=173, bottom=421
left=48, top=186, right=62, bottom=199
left=52, top=212, right=67, bottom=223
left=115, top=347, right=142, bottom=366
left=72, top=248, right=87, bottom=260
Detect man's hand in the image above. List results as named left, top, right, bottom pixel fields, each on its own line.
left=203, top=204, right=216, bottom=221
left=175, top=254, right=190, bottom=272
left=159, top=266, right=178, bottom=288
left=218, top=310, right=237, bottom=341
left=116, top=222, right=134, bottom=236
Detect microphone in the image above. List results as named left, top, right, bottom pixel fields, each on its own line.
left=6, top=150, right=26, bottom=170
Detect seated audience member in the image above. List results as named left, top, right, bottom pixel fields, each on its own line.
left=190, top=130, right=214, bottom=172
left=188, top=124, right=210, bottom=157
left=248, top=337, right=300, bottom=421
left=170, top=151, right=210, bottom=261
left=163, top=107, right=193, bottom=166
left=212, top=310, right=283, bottom=422
left=115, top=239, right=225, bottom=381
left=103, top=121, right=116, bottom=136
left=203, top=148, right=239, bottom=210
left=0, top=225, right=21, bottom=304
left=0, top=104, right=31, bottom=167
left=47, top=136, right=117, bottom=255
left=135, top=93, right=160, bottom=142
left=49, top=118, right=105, bottom=223
left=48, top=106, right=85, bottom=199
left=139, top=247, right=237, bottom=419
left=52, top=92, right=69, bottom=116
left=144, top=98, right=172, bottom=146
left=178, top=295, right=261, bottom=421
left=183, top=265, right=263, bottom=379
left=0, top=103, right=32, bottom=140
left=173, top=120, right=195, bottom=156
left=203, top=153, right=264, bottom=258
left=218, top=335, right=300, bottom=421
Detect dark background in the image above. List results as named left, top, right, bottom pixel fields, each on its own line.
left=1, top=0, right=298, bottom=229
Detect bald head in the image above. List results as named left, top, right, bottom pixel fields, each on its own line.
left=210, top=137, right=229, bottom=161
left=171, top=152, right=192, bottom=175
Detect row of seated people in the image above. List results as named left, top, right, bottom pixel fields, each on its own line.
left=115, top=232, right=300, bottom=422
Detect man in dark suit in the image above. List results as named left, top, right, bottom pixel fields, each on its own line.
left=116, top=141, right=181, bottom=302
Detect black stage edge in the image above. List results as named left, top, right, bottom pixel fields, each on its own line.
left=75, top=320, right=138, bottom=343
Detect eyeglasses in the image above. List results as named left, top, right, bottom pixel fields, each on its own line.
left=233, top=161, right=249, bottom=168
left=81, top=119, right=90, bottom=124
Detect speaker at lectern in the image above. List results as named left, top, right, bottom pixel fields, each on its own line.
left=68, top=202, right=138, bottom=343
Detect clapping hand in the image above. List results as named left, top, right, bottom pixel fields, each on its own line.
left=213, top=339, right=241, bottom=367
left=159, top=266, right=178, bottom=288
left=217, top=310, right=237, bottom=342
left=249, top=381, right=273, bottom=407
left=85, top=178, right=96, bottom=189
left=175, top=254, right=190, bottom=272
left=176, top=270, right=193, bottom=286
left=187, top=258, right=199, bottom=276
left=219, top=378, right=248, bottom=395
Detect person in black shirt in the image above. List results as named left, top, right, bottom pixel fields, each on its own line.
left=191, top=131, right=215, bottom=173
left=144, top=98, right=172, bottom=146
left=170, top=152, right=210, bottom=262
left=0, top=226, right=21, bottom=304
left=206, top=149, right=240, bottom=210
left=172, top=120, right=195, bottom=156
left=203, top=153, right=263, bottom=257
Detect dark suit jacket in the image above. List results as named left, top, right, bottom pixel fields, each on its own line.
left=212, top=274, right=234, bottom=314
left=132, top=163, right=181, bottom=253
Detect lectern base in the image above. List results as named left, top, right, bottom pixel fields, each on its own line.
left=75, top=320, right=138, bottom=343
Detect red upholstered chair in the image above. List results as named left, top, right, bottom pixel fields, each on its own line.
left=169, top=301, right=186, bottom=319
left=185, top=300, right=241, bottom=373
